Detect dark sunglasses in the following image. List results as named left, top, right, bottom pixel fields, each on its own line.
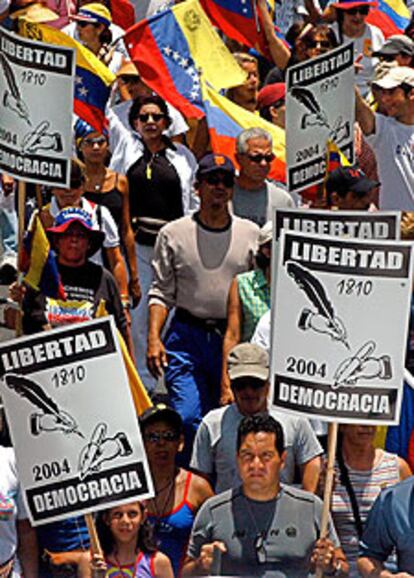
left=245, top=153, right=275, bottom=164
left=307, top=40, right=332, bottom=49
left=138, top=113, right=165, bottom=123
left=144, top=431, right=180, bottom=443
left=346, top=6, right=369, bottom=15
left=83, top=136, right=107, bottom=146
left=379, top=54, right=397, bottom=62
left=77, top=20, right=93, bottom=27
left=119, top=75, right=140, bottom=84
left=204, top=173, right=234, bottom=187
left=232, top=378, right=266, bottom=391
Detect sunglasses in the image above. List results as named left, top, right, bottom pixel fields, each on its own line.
left=119, top=75, right=140, bottom=84
left=307, top=40, right=332, bottom=49
left=77, top=20, right=94, bottom=27
left=204, top=173, right=234, bottom=187
left=144, top=431, right=180, bottom=443
left=380, top=54, right=397, bottom=62
left=232, top=378, right=266, bottom=391
left=137, top=113, right=165, bottom=123
left=245, top=153, right=275, bottom=164
left=346, top=6, right=369, bottom=15
left=82, top=136, right=107, bottom=146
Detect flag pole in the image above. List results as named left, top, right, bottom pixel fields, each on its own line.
left=15, top=179, right=26, bottom=337
left=316, top=421, right=338, bottom=578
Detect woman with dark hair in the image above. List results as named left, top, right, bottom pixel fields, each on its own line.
left=77, top=502, right=174, bottom=578
left=71, top=2, right=123, bottom=73
left=119, top=94, right=198, bottom=394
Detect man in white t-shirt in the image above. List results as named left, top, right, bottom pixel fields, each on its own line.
left=355, top=66, right=414, bottom=210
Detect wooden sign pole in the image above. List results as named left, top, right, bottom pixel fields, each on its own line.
left=15, top=179, right=26, bottom=338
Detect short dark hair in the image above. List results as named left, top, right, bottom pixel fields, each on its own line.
left=128, top=95, right=171, bottom=130
left=237, top=413, right=285, bottom=455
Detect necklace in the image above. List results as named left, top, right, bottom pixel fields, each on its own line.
left=151, top=476, right=176, bottom=524
left=112, top=550, right=138, bottom=578
left=146, top=153, right=157, bottom=180
left=243, top=493, right=277, bottom=565
left=86, top=172, right=106, bottom=192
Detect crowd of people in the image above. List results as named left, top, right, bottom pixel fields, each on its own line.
left=1, top=0, right=414, bottom=575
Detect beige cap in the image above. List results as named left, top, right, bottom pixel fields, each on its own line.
left=10, top=3, right=59, bottom=21
left=227, top=343, right=269, bottom=381
left=116, top=60, right=140, bottom=78
left=372, top=66, right=414, bottom=89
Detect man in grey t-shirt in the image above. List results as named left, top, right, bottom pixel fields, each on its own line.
left=183, top=413, right=347, bottom=577
left=232, top=128, right=294, bottom=227
left=190, top=343, right=322, bottom=493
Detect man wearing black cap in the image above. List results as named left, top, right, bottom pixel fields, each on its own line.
left=326, top=165, right=379, bottom=210
left=147, top=153, right=259, bottom=464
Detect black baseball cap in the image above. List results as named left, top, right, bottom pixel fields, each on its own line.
left=139, top=403, right=183, bottom=433
left=326, top=166, right=379, bottom=195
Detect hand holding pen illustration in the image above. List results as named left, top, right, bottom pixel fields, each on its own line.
left=78, top=423, right=132, bottom=480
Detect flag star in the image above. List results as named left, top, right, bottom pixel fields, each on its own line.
left=78, top=86, right=89, bottom=97
left=180, top=57, right=189, bottom=67
left=172, top=51, right=180, bottom=60
left=75, top=75, right=83, bottom=84
left=190, top=90, right=200, bottom=100
left=163, top=46, right=172, bottom=56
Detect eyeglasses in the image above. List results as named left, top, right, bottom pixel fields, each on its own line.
left=144, top=431, right=180, bottom=443
left=204, top=173, right=234, bottom=188
left=137, top=113, right=165, bottom=123
left=255, top=533, right=266, bottom=564
left=307, top=40, right=332, bottom=49
left=82, top=136, right=107, bottom=146
left=245, top=153, right=275, bottom=164
left=346, top=6, right=369, bottom=15
left=380, top=54, right=397, bottom=62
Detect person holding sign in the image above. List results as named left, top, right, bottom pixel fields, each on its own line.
left=78, top=501, right=174, bottom=578
left=183, top=414, right=347, bottom=577
left=325, top=165, right=379, bottom=210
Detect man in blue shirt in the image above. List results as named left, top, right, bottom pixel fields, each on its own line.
left=358, top=477, right=414, bottom=577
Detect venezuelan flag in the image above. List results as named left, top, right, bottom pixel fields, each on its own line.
left=203, top=82, right=286, bottom=182
left=326, top=139, right=351, bottom=174
left=19, top=21, right=115, bottom=132
left=124, top=0, right=246, bottom=119
left=367, top=0, right=410, bottom=37
left=22, top=215, right=66, bottom=299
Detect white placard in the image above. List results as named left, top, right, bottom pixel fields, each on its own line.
left=286, top=43, right=355, bottom=193
left=0, top=317, right=153, bottom=525
left=0, top=27, right=74, bottom=187
left=270, top=230, right=413, bottom=424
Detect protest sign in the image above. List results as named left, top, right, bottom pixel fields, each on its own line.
left=286, top=44, right=354, bottom=193
left=270, top=230, right=413, bottom=424
left=0, top=317, right=153, bottom=525
left=0, top=26, right=74, bottom=187
left=274, top=209, right=401, bottom=241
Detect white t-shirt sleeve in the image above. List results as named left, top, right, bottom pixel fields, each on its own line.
left=251, top=310, right=271, bottom=353
left=190, top=422, right=214, bottom=475
left=100, top=205, right=119, bottom=248
left=365, top=112, right=386, bottom=149
left=166, top=103, right=189, bottom=138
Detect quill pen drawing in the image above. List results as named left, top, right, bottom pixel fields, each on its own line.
left=4, top=373, right=84, bottom=438
left=286, top=261, right=350, bottom=349
left=0, top=53, right=31, bottom=125
left=290, top=86, right=329, bottom=129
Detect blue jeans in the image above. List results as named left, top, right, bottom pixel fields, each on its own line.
left=164, top=317, right=222, bottom=466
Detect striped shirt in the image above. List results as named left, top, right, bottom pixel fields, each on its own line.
left=237, top=268, right=270, bottom=342
left=331, top=450, right=400, bottom=575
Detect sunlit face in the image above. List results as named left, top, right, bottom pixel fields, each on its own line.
left=77, top=21, right=102, bottom=47
left=81, top=131, right=108, bottom=163
left=198, top=170, right=234, bottom=210
left=341, top=7, right=369, bottom=37
left=143, top=419, right=183, bottom=469
left=105, top=502, right=144, bottom=545
left=55, top=222, right=90, bottom=267
left=237, top=432, right=285, bottom=495
left=237, top=137, right=274, bottom=184
left=231, top=62, right=259, bottom=105
left=232, top=378, right=269, bottom=416
left=341, top=424, right=377, bottom=446
left=52, top=184, right=83, bottom=209
left=133, top=104, right=167, bottom=141
left=378, top=85, right=411, bottom=120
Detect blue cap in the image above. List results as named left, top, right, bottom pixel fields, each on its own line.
left=47, top=207, right=105, bottom=257
left=197, top=153, right=235, bottom=178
